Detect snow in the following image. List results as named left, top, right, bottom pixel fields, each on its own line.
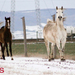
left=0, top=57, right=75, bottom=75
left=13, top=23, right=75, bottom=39
left=26, top=25, right=38, bottom=31
left=65, top=26, right=75, bottom=33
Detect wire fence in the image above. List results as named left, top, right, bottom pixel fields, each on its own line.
left=11, top=39, right=75, bottom=60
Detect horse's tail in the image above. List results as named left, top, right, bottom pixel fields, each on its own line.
left=47, top=19, right=53, bottom=24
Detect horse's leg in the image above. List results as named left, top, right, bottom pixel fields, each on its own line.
left=56, top=39, right=65, bottom=61
left=44, top=38, right=50, bottom=61
left=9, top=41, right=13, bottom=60
left=56, top=40, right=62, bottom=59
left=60, top=40, right=66, bottom=61
left=51, top=43, right=55, bottom=60
left=0, top=43, right=2, bottom=59
left=5, top=43, right=9, bottom=56
left=1, top=43, right=5, bottom=60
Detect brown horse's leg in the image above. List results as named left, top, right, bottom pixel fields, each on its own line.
left=0, top=43, right=2, bottom=59
left=1, top=43, right=5, bottom=60
left=5, top=43, right=9, bottom=56
left=9, top=41, right=13, bottom=60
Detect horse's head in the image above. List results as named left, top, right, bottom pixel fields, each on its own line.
left=56, top=6, right=64, bottom=21
left=5, top=17, right=11, bottom=29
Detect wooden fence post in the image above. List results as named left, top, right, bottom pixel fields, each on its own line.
left=71, top=30, right=73, bottom=40
left=21, top=17, right=27, bottom=56
left=54, top=45, right=56, bottom=58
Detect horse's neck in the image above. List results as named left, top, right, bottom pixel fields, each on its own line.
left=56, top=19, right=64, bottom=29
left=5, top=24, right=10, bottom=31
left=4, top=28, right=10, bottom=32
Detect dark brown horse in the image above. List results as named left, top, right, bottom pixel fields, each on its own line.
left=0, top=17, right=13, bottom=60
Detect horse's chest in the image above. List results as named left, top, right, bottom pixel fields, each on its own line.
left=4, top=31, right=11, bottom=41
left=57, top=30, right=66, bottom=39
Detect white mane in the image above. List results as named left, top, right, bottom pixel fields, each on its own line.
left=47, top=19, right=53, bottom=23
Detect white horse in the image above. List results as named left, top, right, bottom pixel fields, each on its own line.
left=43, top=6, right=67, bottom=61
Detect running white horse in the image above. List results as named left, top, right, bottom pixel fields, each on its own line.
left=43, top=6, right=67, bottom=61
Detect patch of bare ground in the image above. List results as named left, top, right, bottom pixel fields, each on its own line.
left=14, top=53, right=75, bottom=61
left=14, top=53, right=48, bottom=59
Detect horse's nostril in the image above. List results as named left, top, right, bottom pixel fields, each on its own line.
left=61, top=16, right=62, bottom=18
left=58, top=16, right=62, bottom=18
left=58, top=16, right=62, bottom=20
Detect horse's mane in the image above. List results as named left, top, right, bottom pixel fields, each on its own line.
left=47, top=19, right=54, bottom=24
left=1, top=26, right=4, bottom=29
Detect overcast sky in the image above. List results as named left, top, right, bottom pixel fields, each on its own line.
left=0, top=0, right=75, bottom=12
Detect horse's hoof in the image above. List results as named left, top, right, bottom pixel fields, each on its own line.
left=11, top=58, right=14, bottom=60
left=48, top=59, right=51, bottom=61
left=7, top=55, right=9, bottom=57
left=3, top=58, right=5, bottom=60
left=3, top=57, right=5, bottom=60
left=61, top=59, right=65, bottom=62
left=51, top=58, right=54, bottom=60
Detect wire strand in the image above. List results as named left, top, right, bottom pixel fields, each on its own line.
left=43, top=0, right=51, bottom=17
left=0, top=0, right=6, bottom=11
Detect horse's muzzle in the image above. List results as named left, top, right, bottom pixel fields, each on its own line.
left=58, top=16, right=62, bottom=20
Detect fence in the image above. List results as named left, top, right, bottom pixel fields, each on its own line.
left=11, top=38, right=75, bottom=60
left=12, top=39, right=46, bottom=57
left=1, top=16, right=71, bottom=60
left=11, top=17, right=75, bottom=59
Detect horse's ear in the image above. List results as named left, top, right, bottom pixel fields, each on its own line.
left=5, top=17, right=6, bottom=20
left=61, top=6, right=63, bottom=10
left=56, top=6, right=58, bottom=10
left=9, top=17, right=10, bottom=19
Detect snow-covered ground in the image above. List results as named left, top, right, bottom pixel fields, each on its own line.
left=0, top=57, right=75, bottom=75
left=13, top=24, right=75, bottom=39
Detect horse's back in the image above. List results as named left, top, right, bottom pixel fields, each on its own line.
left=0, top=27, right=4, bottom=33
left=0, top=31, right=4, bottom=43
left=43, top=22, right=56, bottom=35
left=0, top=26, right=5, bottom=42
left=43, top=22, right=56, bottom=43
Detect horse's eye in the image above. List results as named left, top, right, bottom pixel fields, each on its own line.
left=62, top=12, right=63, bottom=13
left=56, top=12, right=58, bottom=13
